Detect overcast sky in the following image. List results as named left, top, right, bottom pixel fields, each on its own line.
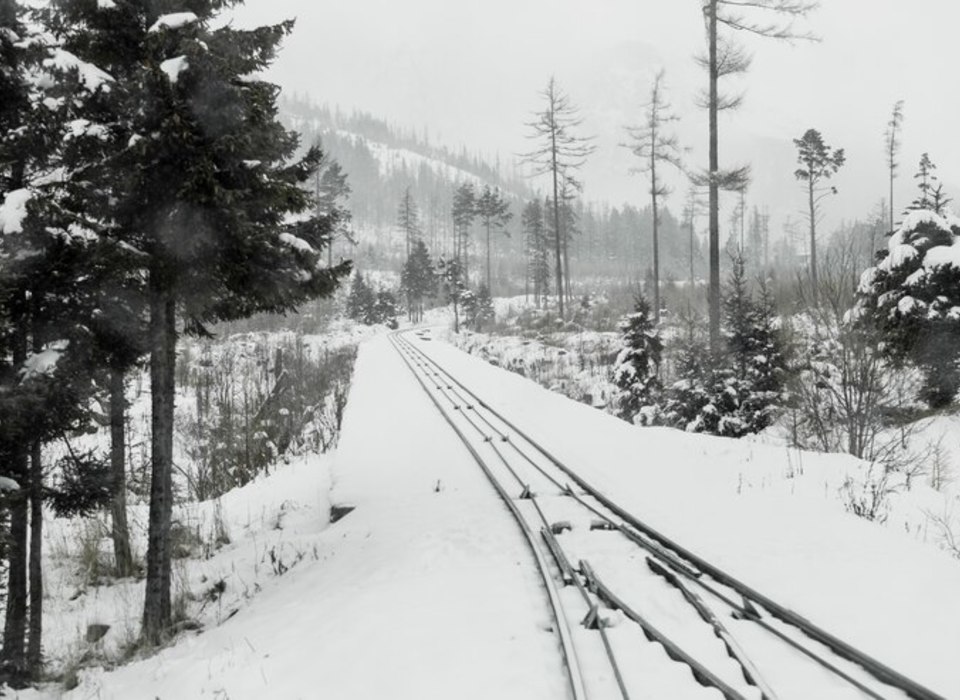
left=232, top=0, right=960, bottom=233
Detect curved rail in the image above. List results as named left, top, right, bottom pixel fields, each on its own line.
left=393, top=331, right=754, bottom=700
left=388, top=332, right=589, bottom=700
left=395, top=328, right=946, bottom=700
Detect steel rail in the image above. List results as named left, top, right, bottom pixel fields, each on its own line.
left=395, top=332, right=755, bottom=699
left=397, top=329, right=946, bottom=700
left=388, top=333, right=589, bottom=700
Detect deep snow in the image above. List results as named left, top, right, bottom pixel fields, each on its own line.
left=16, top=327, right=960, bottom=698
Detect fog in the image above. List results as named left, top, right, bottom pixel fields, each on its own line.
left=232, top=0, right=960, bottom=233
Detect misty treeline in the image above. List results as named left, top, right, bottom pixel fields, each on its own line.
left=294, top=0, right=960, bottom=501
left=0, top=0, right=349, bottom=681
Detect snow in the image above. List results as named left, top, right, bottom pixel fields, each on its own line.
left=20, top=340, right=69, bottom=380
left=922, top=242, right=960, bottom=270
left=417, top=329, right=960, bottom=696
left=884, top=243, right=917, bottom=269
left=148, top=12, right=199, bottom=33
left=897, top=296, right=918, bottom=315
left=0, top=189, right=31, bottom=234
left=0, top=477, right=20, bottom=491
left=898, top=208, right=953, bottom=236
left=97, top=0, right=116, bottom=8
left=159, top=56, right=189, bottom=84
left=278, top=232, right=315, bottom=254
left=14, top=324, right=960, bottom=698
left=64, top=118, right=109, bottom=141
left=43, top=50, right=113, bottom=93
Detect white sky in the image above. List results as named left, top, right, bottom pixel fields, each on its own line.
left=232, top=0, right=960, bottom=233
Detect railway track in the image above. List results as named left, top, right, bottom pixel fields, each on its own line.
left=389, top=328, right=945, bottom=700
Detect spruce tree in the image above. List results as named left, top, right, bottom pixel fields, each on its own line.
left=451, top=182, right=476, bottom=279
left=521, top=199, right=549, bottom=307
left=42, top=0, right=350, bottom=645
left=346, top=273, right=375, bottom=322
left=612, top=294, right=663, bottom=424
left=857, top=161, right=960, bottom=408
left=400, top=239, right=436, bottom=323
left=475, top=186, right=512, bottom=293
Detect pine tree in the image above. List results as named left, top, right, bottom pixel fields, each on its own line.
left=522, top=199, right=550, bottom=307
left=856, top=165, right=960, bottom=408
left=346, top=272, right=375, bottom=322
left=44, top=1, right=351, bottom=645
left=908, top=153, right=950, bottom=215
left=451, top=182, right=476, bottom=279
left=662, top=259, right=786, bottom=437
left=612, top=294, right=663, bottom=424
left=400, top=239, right=436, bottom=323
left=397, top=186, right=420, bottom=261
left=793, top=128, right=845, bottom=290
left=475, top=186, right=512, bottom=293
left=462, top=283, right=494, bottom=332
left=438, top=256, right=466, bottom=333
left=316, top=158, right=354, bottom=267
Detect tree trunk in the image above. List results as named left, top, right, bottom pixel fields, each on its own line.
left=707, top=0, right=721, bottom=350
left=143, top=275, right=176, bottom=645
left=550, top=128, right=564, bottom=319
left=485, top=222, right=491, bottom=292
left=27, top=440, right=42, bottom=676
left=2, top=315, right=28, bottom=683
left=110, top=367, right=134, bottom=578
left=652, top=159, right=661, bottom=324
left=809, top=178, right=818, bottom=292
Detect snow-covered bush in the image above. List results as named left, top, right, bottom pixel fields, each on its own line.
left=856, top=206, right=960, bottom=407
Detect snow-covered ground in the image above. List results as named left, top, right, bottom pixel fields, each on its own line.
left=18, top=321, right=960, bottom=698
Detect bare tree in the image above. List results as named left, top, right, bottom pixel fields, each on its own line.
left=522, top=77, right=595, bottom=319
left=624, top=70, right=684, bottom=323
left=698, top=0, right=817, bottom=349
left=884, top=100, right=905, bottom=233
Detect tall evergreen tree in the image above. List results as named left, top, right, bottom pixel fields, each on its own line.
left=397, top=186, right=420, bottom=261
left=793, top=128, right=845, bottom=291
left=522, top=199, right=549, bottom=307
left=475, top=185, right=512, bottom=293
left=612, top=294, right=663, bottom=424
left=400, top=239, right=436, bottom=323
left=451, top=182, right=475, bottom=279
left=316, top=157, right=354, bottom=267
left=43, top=0, right=351, bottom=645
